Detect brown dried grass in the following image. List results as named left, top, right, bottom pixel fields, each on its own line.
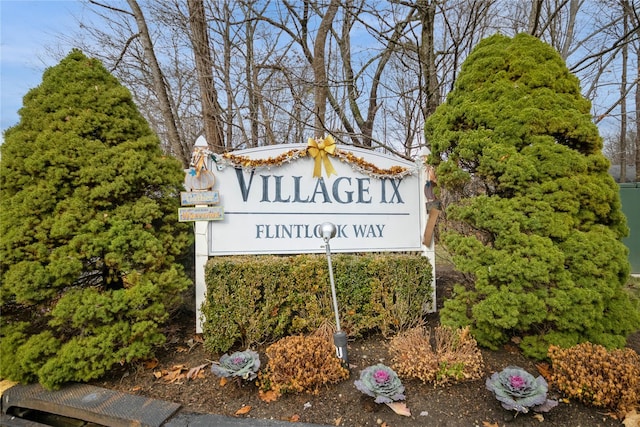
left=389, top=325, right=484, bottom=386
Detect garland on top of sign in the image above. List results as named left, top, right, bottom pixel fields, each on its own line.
left=189, top=136, right=417, bottom=180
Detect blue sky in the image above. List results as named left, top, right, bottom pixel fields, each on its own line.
left=1, top=0, right=85, bottom=140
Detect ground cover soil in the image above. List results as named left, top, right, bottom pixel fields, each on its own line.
left=92, top=266, right=639, bottom=427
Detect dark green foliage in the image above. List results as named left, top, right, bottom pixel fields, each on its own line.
left=202, top=254, right=433, bottom=353
left=0, top=50, right=191, bottom=388
left=425, top=34, right=639, bottom=359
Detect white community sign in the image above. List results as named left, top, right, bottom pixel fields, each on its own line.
left=182, top=135, right=436, bottom=333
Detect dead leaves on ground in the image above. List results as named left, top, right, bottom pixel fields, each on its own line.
left=235, top=406, right=309, bottom=421
left=234, top=405, right=299, bottom=423
left=142, top=335, right=209, bottom=383
left=235, top=405, right=252, bottom=415
left=186, top=363, right=209, bottom=379
left=143, top=358, right=159, bottom=370
left=536, top=362, right=552, bottom=381
left=152, top=362, right=209, bottom=383
left=385, top=401, right=411, bottom=417
left=258, top=389, right=280, bottom=403
left=176, top=334, right=205, bottom=353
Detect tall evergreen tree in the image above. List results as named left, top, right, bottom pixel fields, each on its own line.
left=0, top=50, right=191, bottom=388
left=425, top=34, right=639, bottom=359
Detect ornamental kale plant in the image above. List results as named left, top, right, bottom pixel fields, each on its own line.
left=211, top=350, right=260, bottom=381
left=355, top=364, right=405, bottom=404
left=486, top=366, right=558, bottom=414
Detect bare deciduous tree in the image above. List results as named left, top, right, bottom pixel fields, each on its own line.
left=313, top=0, right=340, bottom=138
left=187, top=0, right=225, bottom=153
left=620, top=0, right=629, bottom=182
left=418, top=0, right=439, bottom=118
left=126, top=0, right=189, bottom=165
left=528, top=0, right=544, bottom=35
left=63, top=0, right=636, bottom=168
left=625, top=0, right=640, bottom=180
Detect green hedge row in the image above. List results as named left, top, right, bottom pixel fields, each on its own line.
left=201, top=253, right=434, bottom=353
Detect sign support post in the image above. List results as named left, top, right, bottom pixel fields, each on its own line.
left=194, top=218, right=208, bottom=334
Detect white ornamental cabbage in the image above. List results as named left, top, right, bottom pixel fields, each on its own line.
left=211, top=349, right=261, bottom=381
left=354, top=364, right=405, bottom=404
left=486, top=366, right=558, bottom=414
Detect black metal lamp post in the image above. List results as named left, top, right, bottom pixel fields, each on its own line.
left=320, top=222, right=348, bottom=365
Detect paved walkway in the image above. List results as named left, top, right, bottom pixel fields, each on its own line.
left=0, top=381, right=331, bottom=427
left=166, top=412, right=330, bottom=427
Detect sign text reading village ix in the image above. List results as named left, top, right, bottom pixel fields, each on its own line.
left=234, top=170, right=407, bottom=241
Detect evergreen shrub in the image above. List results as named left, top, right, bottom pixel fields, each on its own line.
left=201, top=253, right=433, bottom=353
left=0, top=50, right=191, bottom=389
left=425, top=33, right=640, bottom=359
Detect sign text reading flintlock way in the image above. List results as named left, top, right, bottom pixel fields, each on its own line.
left=255, top=223, right=386, bottom=239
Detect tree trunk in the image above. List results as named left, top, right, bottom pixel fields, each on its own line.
left=222, top=1, right=236, bottom=148
left=418, top=0, right=439, bottom=120
left=619, top=2, right=628, bottom=183
left=187, top=0, right=225, bottom=153
left=245, top=15, right=259, bottom=145
left=312, top=0, right=340, bottom=138
left=126, top=0, right=188, bottom=166
left=528, top=0, right=543, bottom=36
left=628, top=0, right=640, bottom=182
left=560, top=0, right=579, bottom=60
left=636, top=52, right=640, bottom=182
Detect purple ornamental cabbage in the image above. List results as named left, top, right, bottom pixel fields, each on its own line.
left=211, top=349, right=261, bottom=381
left=486, top=366, right=558, bottom=414
left=354, top=364, right=405, bottom=404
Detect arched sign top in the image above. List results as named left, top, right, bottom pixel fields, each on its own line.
left=204, top=141, right=421, bottom=180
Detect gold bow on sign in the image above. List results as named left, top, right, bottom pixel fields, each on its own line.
left=307, top=135, right=337, bottom=178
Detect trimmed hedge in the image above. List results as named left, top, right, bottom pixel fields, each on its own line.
left=202, top=253, right=433, bottom=353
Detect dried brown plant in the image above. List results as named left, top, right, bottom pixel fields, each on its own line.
left=311, top=319, right=336, bottom=344
left=389, top=325, right=484, bottom=386
left=258, top=335, right=349, bottom=398
left=548, top=343, right=640, bottom=415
